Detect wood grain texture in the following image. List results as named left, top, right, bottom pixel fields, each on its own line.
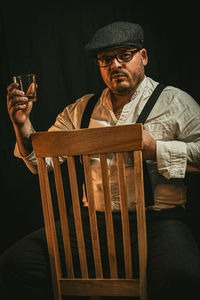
left=83, top=155, right=103, bottom=279
left=134, top=151, right=148, bottom=300
left=52, top=157, right=74, bottom=278
left=116, top=153, right=133, bottom=279
left=67, top=156, right=88, bottom=278
left=32, top=124, right=147, bottom=300
left=31, top=124, right=143, bottom=157
left=37, top=158, right=63, bottom=300
left=60, top=279, right=140, bottom=296
left=100, top=153, right=118, bottom=278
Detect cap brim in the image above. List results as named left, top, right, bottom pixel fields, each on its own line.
left=85, top=42, right=143, bottom=57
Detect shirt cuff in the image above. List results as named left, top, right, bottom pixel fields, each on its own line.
left=14, top=143, right=38, bottom=174
left=156, top=140, right=187, bottom=179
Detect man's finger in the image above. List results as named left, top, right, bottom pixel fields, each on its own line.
left=7, top=82, right=19, bottom=92
left=8, top=88, right=25, bottom=99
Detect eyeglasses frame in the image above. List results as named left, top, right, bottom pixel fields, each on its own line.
left=96, top=49, right=140, bottom=68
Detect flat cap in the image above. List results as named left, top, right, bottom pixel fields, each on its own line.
left=85, top=21, right=144, bottom=56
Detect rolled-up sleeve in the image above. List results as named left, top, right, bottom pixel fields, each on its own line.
left=14, top=143, right=54, bottom=174
left=156, top=140, right=187, bottom=179
left=156, top=90, right=200, bottom=179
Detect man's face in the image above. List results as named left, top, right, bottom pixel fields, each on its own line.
left=97, top=46, right=148, bottom=96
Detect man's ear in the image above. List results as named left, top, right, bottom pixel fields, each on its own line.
left=140, top=48, right=148, bottom=66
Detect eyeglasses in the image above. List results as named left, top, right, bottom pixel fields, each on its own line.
left=96, top=49, right=140, bottom=67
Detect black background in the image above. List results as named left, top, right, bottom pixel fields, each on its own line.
left=0, top=1, right=199, bottom=253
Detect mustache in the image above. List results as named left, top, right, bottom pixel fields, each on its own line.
left=110, top=69, right=128, bottom=80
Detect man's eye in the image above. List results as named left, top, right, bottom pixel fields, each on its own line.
left=101, top=57, right=112, bottom=64
left=118, top=53, right=131, bottom=60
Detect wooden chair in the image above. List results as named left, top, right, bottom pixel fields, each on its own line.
left=31, top=123, right=148, bottom=300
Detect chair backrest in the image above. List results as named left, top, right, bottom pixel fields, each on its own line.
left=31, top=123, right=147, bottom=300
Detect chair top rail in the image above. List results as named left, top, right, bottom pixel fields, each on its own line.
left=31, top=124, right=143, bottom=157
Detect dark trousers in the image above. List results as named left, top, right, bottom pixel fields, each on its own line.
left=0, top=207, right=200, bottom=300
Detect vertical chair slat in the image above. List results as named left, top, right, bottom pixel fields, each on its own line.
left=52, top=157, right=74, bottom=278
left=134, top=151, right=148, bottom=300
left=37, top=158, right=62, bottom=300
left=100, top=153, right=118, bottom=278
left=83, top=155, right=103, bottom=279
left=67, top=156, right=88, bottom=279
left=116, top=153, right=133, bottom=279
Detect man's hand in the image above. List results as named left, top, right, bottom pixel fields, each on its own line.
left=7, top=82, right=35, bottom=157
left=7, top=82, right=33, bottom=126
left=143, top=130, right=156, bottom=161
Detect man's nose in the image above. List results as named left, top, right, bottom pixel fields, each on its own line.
left=110, top=57, right=122, bottom=68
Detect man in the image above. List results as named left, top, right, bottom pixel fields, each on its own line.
left=1, top=21, right=200, bottom=300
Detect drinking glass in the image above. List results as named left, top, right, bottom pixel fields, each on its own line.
left=13, top=73, right=37, bottom=102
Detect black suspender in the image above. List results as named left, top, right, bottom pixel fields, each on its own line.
left=136, top=83, right=165, bottom=124
left=135, top=83, right=166, bottom=207
left=80, top=83, right=166, bottom=207
left=80, top=93, right=101, bottom=128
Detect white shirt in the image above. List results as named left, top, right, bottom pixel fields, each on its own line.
left=15, top=76, right=200, bottom=211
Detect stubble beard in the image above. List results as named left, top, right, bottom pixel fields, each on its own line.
left=112, top=80, right=135, bottom=96
left=110, top=69, right=144, bottom=96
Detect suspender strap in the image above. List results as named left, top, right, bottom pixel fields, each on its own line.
left=136, top=83, right=166, bottom=207
left=74, top=93, right=100, bottom=209
left=136, top=83, right=165, bottom=124
left=80, top=93, right=100, bottom=128
left=80, top=83, right=166, bottom=208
